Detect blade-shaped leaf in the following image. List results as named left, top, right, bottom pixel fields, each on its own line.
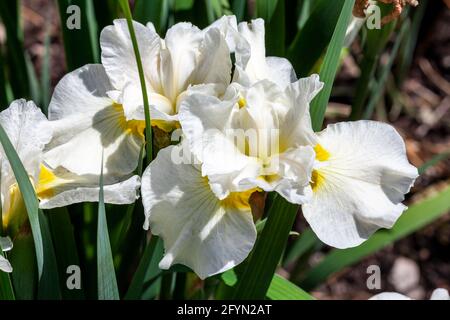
left=287, top=0, right=345, bottom=78
left=232, top=195, right=299, bottom=299
left=57, top=0, right=99, bottom=71
left=97, top=155, right=119, bottom=300
left=310, top=0, right=355, bottom=131
left=0, top=124, right=43, bottom=278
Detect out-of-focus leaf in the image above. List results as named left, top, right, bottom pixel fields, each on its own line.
left=284, top=228, right=319, bottom=266
left=363, top=19, right=410, bottom=119
left=256, top=0, right=278, bottom=22
left=0, top=0, right=29, bottom=99
left=299, top=186, right=450, bottom=290
left=231, top=0, right=246, bottom=21
left=261, top=0, right=285, bottom=57
left=287, top=0, right=344, bottom=78
left=125, top=236, right=160, bottom=300
left=310, top=0, right=355, bottom=131
left=419, top=150, right=450, bottom=175
left=134, top=0, right=170, bottom=34
left=37, top=210, right=62, bottom=300
left=57, top=0, right=99, bottom=71
left=350, top=4, right=398, bottom=120
left=41, top=27, right=52, bottom=114
left=47, top=208, right=84, bottom=299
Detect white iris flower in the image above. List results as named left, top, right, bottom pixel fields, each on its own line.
left=370, top=288, right=449, bottom=300
left=0, top=100, right=51, bottom=233
left=179, top=75, right=323, bottom=204
left=100, top=17, right=236, bottom=132
left=39, top=64, right=141, bottom=209
left=141, top=144, right=257, bottom=279
left=303, top=121, right=418, bottom=248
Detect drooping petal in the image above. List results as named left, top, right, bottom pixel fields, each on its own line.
left=38, top=165, right=140, bottom=209
left=100, top=19, right=161, bottom=93
left=0, top=237, right=13, bottom=252
left=141, top=145, right=257, bottom=279
left=303, top=121, right=418, bottom=249
left=0, top=99, right=51, bottom=182
left=45, top=64, right=143, bottom=177
left=0, top=255, right=12, bottom=273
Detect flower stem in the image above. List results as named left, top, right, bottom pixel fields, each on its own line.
left=119, top=0, right=153, bottom=164
left=232, top=196, right=298, bottom=299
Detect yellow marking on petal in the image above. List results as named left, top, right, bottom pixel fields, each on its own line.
left=221, top=188, right=259, bottom=211
left=314, top=144, right=330, bottom=162
left=2, top=183, right=27, bottom=234
left=113, top=103, right=146, bottom=138
left=151, top=119, right=180, bottom=132
left=238, top=97, right=247, bottom=109
left=310, top=169, right=325, bottom=192
left=35, top=164, right=57, bottom=199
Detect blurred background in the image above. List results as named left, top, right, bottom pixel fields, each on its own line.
left=0, top=0, right=448, bottom=299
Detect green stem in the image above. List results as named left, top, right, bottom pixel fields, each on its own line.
left=232, top=196, right=298, bottom=299
left=119, top=0, right=153, bottom=164
left=160, top=272, right=173, bottom=300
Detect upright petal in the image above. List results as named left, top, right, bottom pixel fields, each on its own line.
left=141, top=145, right=257, bottom=279
left=100, top=19, right=161, bottom=92
left=303, top=121, right=418, bottom=248
left=160, top=22, right=203, bottom=102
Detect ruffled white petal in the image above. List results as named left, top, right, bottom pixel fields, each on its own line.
left=100, top=19, right=161, bottom=93
left=45, top=64, right=143, bottom=177
left=0, top=99, right=51, bottom=182
left=430, top=288, right=450, bottom=300
left=141, top=145, right=256, bottom=279
left=303, top=121, right=418, bottom=249
left=38, top=168, right=140, bottom=209
left=0, top=237, right=13, bottom=252
left=234, top=19, right=297, bottom=88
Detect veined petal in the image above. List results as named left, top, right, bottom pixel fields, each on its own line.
left=279, top=75, right=324, bottom=149
left=0, top=237, right=13, bottom=252
left=38, top=165, right=140, bottom=209
left=303, top=121, right=418, bottom=249
left=100, top=19, right=161, bottom=92
left=141, top=145, right=257, bottom=279
left=45, top=64, right=143, bottom=177
left=234, top=19, right=297, bottom=88
left=0, top=255, right=12, bottom=273
left=191, top=28, right=232, bottom=86
left=160, top=22, right=203, bottom=102
left=0, top=99, right=51, bottom=182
